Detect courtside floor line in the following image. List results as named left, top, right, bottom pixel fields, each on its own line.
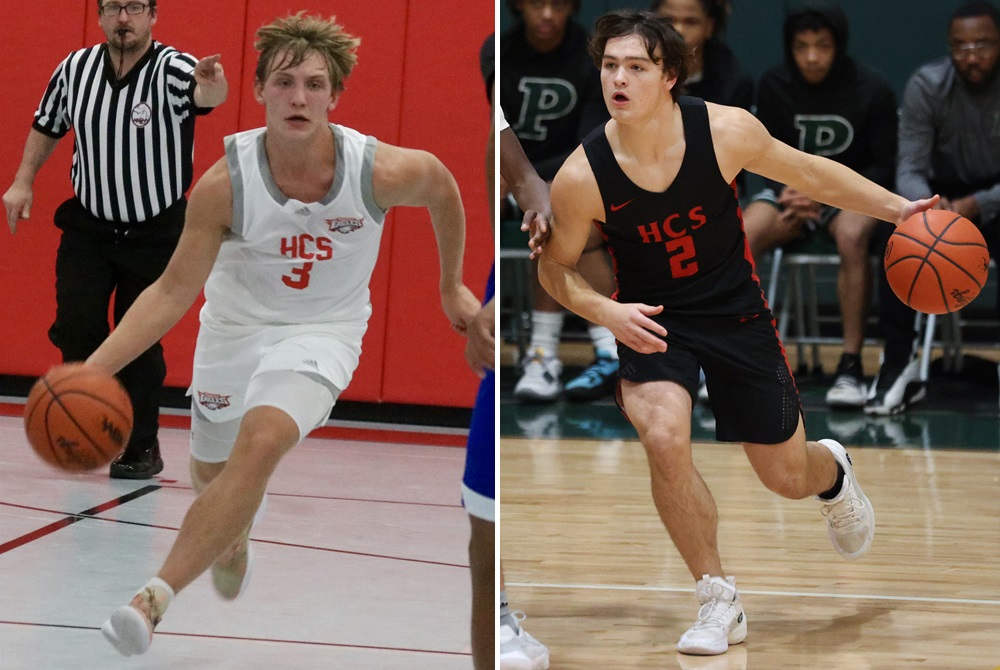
left=0, top=395, right=470, bottom=447
left=507, top=581, right=1000, bottom=607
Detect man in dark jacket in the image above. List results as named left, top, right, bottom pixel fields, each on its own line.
left=742, top=1, right=898, bottom=409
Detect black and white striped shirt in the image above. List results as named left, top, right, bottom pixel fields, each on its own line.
left=33, top=41, right=208, bottom=224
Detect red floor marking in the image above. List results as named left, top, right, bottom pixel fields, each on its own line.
left=0, top=486, right=159, bottom=555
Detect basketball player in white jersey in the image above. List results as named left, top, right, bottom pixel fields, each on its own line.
left=86, top=13, right=481, bottom=656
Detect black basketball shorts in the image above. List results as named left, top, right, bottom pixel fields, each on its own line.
left=616, top=310, right=802, bottom=444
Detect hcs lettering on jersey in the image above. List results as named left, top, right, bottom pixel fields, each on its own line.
left=279, top=234, right=333, bottom=290
left=633, top=205, right=706, bottom=278
left=278, top=217, right=366, bottom=289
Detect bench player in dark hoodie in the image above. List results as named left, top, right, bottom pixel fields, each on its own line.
left=742, top=2, right=899, bottom=410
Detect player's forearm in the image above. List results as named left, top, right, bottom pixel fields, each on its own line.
left=427, top=184, right=468, bottom=291
left=87, top=283, right=197, bottom=375
left=538, top=255, right=614, bottom=325
left=794, top=154, right=909, bottom=224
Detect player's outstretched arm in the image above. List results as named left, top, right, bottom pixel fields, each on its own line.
left=371, top=142, right=480, bottom=332
left=714, top=105, right=938, bottom=226
left=88, top=158, right=232, bottom=375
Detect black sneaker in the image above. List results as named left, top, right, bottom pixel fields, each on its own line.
left=110, top=439, right=164, bottom=479
left=864, top=356, right=925, bottom=416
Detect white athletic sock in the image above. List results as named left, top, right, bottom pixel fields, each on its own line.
left=530, top=311, right=564, bottom=356
left=141, top=577, right=175, bottom=603
left=588, top=325, right=619, bottom=359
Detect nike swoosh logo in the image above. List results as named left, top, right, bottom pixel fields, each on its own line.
left=610, top=199, right=634, bottom=212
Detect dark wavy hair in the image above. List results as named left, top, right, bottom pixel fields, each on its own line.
left=589, top=10, right=689, bottom=100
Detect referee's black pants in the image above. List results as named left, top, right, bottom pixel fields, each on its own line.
left=49, top=197, right=184, bottom=456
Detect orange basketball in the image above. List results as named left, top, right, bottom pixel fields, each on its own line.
left=24, top=363, right=133, bottom=471
left=884, top=209, right=990, bottom=314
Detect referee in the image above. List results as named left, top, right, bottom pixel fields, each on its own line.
left=3, top=0, right=227, bottom=478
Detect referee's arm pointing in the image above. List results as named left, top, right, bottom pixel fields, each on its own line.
left=193, top=54, right=227, bottom=108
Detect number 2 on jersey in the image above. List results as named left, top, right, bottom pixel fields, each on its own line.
left=666, top=237, right=698, bottom=278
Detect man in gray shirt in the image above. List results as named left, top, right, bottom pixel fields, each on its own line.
left=869, top=0, right=1000, bottom=415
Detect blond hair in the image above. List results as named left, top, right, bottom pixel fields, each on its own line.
left=254, top=12, right=360, bottom=91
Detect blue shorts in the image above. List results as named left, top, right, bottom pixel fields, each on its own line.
left=462, top=264, right=496, bottom=521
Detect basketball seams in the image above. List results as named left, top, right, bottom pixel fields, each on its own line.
left=23, top=364, right=134, bottom=471
left=888, top=241, right=988, bottom=288
left=887, top=210, right=989, bottom=313
left=50, top=391, right=130, bottom=462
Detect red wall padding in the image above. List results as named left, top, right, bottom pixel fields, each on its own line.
left=0, top=3, right=493, bottom=409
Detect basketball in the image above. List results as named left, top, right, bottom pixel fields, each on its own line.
left=884, top=209, right=990, bottom=315
left=24, top=363, right=133, bottom=472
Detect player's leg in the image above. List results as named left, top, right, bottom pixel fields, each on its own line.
left=742, top=417, right=875, bottom=560
left=188, top=409, right=268, bottom=601
left=102, top=370, right=335, bottom=656
left=469, top=515, right=494, bottom=670
left=462, top=370, right=499, bottom=669
left=622, top=379, right=746, bottom=656
left=623, top=380, right=721, bottom=577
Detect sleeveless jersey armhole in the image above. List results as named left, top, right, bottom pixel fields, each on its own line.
left=224, top=134, right=245, bottom=237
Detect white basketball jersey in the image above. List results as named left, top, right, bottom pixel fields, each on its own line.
left=201, top=124, right=386, bottom=327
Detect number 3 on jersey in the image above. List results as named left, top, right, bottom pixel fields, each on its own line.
left=282, top=262, right=314, bottom=289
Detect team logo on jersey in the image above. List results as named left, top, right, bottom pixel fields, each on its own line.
left=326, top=217, right=364, bottom=234
left=197, top=390, right=232, bottom=410
left=131, top=102, right=152, bottom=128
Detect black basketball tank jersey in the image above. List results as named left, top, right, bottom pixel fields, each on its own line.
left=583, top=96, right=765, bottom=317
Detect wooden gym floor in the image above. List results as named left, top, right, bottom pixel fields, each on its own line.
left=500, top=343, right=1000, bottom=670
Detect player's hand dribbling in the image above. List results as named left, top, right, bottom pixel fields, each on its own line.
left=896, top=194, right=940, bottom=225
left=603, top=302, right=668, bottom=354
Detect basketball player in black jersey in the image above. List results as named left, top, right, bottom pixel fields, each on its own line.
left=537, top=10, right=939, bottom=657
